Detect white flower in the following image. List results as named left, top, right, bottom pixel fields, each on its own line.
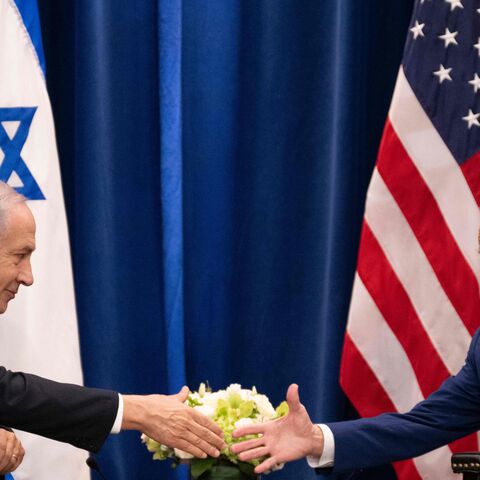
left=174, top=448, right=194, bottom=460
left=199, top=382, right=206, bottom=397
left=202, top=390, right=227, bottom=406
left=253, top=394, right=276, bottom=418
left=239, top=388, right=253, bottom=401
left=226, top=383, right=242, bottom=395
left=234, top=417, right=255, bottom=429
left=193, top=404, right=216, bottom=418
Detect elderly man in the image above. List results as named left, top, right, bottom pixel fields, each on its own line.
left=0, top=182, right=225, bottom=476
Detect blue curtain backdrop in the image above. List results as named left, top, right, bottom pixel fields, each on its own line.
left=37, top=1, right=414, bottom=479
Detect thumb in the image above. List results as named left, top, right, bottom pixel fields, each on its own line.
left=286, top=384, right=301, bottom=413
left=175, top=386, right=190, bottom=402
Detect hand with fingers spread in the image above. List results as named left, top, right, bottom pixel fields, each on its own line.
left=231, top=384, right=324, bottom=474
left=0, top=428, right=25, bottom=474
left=122, top=386, right=226, bottom=459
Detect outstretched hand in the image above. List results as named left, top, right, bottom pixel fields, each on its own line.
left=123, top=386, right=226, bottom=459
left=231, top=384, right=324, bottom=474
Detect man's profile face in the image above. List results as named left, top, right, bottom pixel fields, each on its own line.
left=0, top=203, right=35, bottom=314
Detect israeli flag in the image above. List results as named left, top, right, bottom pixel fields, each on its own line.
left=0, top=1, right=89, bottom=479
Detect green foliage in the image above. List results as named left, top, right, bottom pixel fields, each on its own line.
left=239, top=401, right=255, bottom=418
left=228, top=393, right=242, bottom=409
left=236, top=462, right=256, bottom=477
left=188, top=396, right=203, bottom=407
left=275, top=401, right=289, bottom=417
left=191, top=457, right=217, bottom=479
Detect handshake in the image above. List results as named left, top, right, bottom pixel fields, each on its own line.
left=126, top=383, right=323, bottom=473
left=141, top=382, right=323, bottom=475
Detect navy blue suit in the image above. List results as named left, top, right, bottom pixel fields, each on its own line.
left=327, top=330, right=480, bottom=474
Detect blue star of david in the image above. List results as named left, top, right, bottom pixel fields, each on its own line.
left=0, top=107, right=45, bottom=200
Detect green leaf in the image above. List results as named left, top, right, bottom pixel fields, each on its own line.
left=191, top=458, right=217, bottom=479
left=188, top=396, right=203, bottom=407
left=215, top=399, right=228, bottom=417
left=236, top=461, right=256, bottom=476
left=239, top=401, right=254, bottom=418
left=275, top=401, right=289, bottom=417
left=228, top=393, right=242, bottom=409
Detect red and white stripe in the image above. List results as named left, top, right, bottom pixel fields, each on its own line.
left=340, top=67, right=480, bottom=480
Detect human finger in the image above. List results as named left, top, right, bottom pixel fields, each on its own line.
left=286, top=384, right=301, bottom=413
left=233, top=423, right=266, bottom=438
left=188, top=424, right=225, bottom=452
left=174, top=386, right=190, bottom=403
left=175, top=438, right=208, bottom=459
left=238, top=446, right=270, bottom=462
left=254, top=456, right=279, bottom=474
left=10, top=439, right=25, bottom=471
left=174, top=424, right=223, bottom=457
left=185, top=432, right=221, bottom=458
left=190, top=409, right=224, bottom=440
left=0, top=433, right=14, bottom=472
left=3, top=442, right=19, bottom=474
left=6, top=454, right=19, bottom=473
left=17, top=441, right=25, bottom=462
left=230, top=437, right=264, bottom=454
left=0, top=451, right=7, bottom=472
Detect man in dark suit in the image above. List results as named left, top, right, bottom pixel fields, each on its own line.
left=0, top=182, right=225, bottom=476
left=231, top=331, right=480, bottom=476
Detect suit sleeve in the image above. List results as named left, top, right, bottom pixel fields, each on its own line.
left=0, top=367, right=119, bottom=452
left=326, top=330, right=480, bottom=474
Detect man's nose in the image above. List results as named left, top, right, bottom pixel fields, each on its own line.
left=18, top=261, right=34, bottom=286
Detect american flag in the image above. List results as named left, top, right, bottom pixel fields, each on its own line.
left=340, top=0, right=480, bottom=478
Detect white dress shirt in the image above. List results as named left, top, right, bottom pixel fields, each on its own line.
left=110, top=394, right=124, bottom=433
left=307, top=424, right=335, bottom=468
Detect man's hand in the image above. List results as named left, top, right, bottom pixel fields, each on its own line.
left=231, top=384, right=324, bottom=474
left=122, top=386, right=225, bottom=459
left=0, top=429, right=24, bottom=474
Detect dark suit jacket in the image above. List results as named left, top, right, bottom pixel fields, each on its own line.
left=326, top=330, right=480, bottom=474
left=0, top=367, right=118, bottom=453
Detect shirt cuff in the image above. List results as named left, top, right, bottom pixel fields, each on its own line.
left=110, top=394, right=124, bottom=434
left=307, top=424, right=335, bottom=468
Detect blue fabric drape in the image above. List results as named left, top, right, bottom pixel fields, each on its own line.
left=37, top=1, right=414, bottom=479
left=158, top=0, right=187, bottom=397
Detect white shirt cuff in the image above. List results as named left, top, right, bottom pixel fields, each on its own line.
left=110, top=394, right=124, bottom=434
left=307, top=424, right=335, bottom=468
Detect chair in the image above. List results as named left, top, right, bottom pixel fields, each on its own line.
left=452, top=453, right=480, bottom=479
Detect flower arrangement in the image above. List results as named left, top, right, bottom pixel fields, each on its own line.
left=142, top=383, right=288, bottom=479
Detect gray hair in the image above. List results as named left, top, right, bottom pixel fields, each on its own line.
left=0, top=182, right=26, bottom=236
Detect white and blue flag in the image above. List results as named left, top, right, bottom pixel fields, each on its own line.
left=0, top=1, right=89, bottom=478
